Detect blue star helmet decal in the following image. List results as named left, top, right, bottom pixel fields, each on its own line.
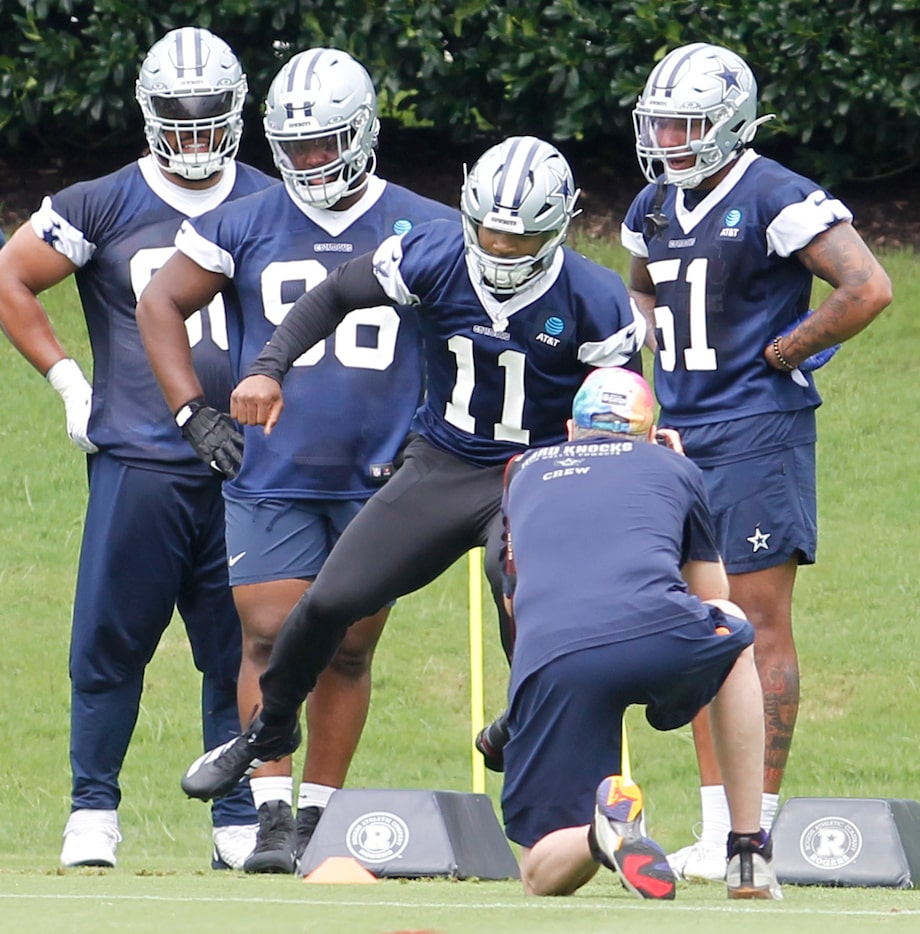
left=547, top=163, right=571, bottom=201
left=708, top=56, right=742, bottom=93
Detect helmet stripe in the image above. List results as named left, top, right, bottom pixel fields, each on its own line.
left=653, top=42, right=707, bottom=97
left=283, top=49, right=326, bottom=119
left=173, top=31, right=186, bottom=75
left=284, top=47, right=344, bottom=94
left=495, top=136, right=542, bottom=212
left=173, top=27, right=206, bottom=78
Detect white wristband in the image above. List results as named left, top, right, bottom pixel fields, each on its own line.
left=174, top=401, right=200, bottom=429
left=45, top=357, right=98, bottom=453
left=46, top=357, right=88, bottom=394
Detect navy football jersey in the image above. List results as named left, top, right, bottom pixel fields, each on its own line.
left=31, top=155, right=275, bottom=471
left=504, top=439, right=721, bottom=697
left=177, top=176, right=457, bottom=498
left=371, top=220, right=645, bottom=466
left=621, top=151, right=853, bottom=426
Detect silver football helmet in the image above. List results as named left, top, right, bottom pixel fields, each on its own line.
left=136, top=27, right=246, bottom=181
left=264, top=48, right=379, bottom=208
left=633, top=42, right=774, bottom=188
left=461, top=136, right=579, bottom=295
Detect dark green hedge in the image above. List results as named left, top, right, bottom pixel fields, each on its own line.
left=1, top=0, right=917, bottom=184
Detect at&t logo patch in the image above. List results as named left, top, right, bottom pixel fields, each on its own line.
left=544, top=315, right=565, bottom=336
left=719, top=207, right=743, bottom=240
left=534, top=314, right=567, bottom=348
left=800, top=816, right=863, bottom=870
left=346, top=810, right=410, bottom=863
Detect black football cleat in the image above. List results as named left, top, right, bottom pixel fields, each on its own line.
left=243, top=801, right=298, bottom=874
left=182, top=714, right=301, bottom=802
left=294, top=805, right=324, bottom=870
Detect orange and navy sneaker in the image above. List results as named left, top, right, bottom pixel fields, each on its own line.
left=588, top=775, right=676, bottom=900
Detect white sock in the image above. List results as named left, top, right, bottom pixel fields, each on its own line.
left=699, top=784, right=731, bottom=847
left=250, top=776, right=293, bottom=809
left=298, top=782, right=335, bottom=811
left=761, top=793, right=780, bottom=832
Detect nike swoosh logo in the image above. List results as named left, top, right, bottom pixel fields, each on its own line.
left=228, top=552, right=247, bottom=568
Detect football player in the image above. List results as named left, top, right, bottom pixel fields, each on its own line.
left=136, top=48, right=457, bottom=873
left=0, top=27, right=274, bottom=870
left=171, top=134, right=646, bottom=806
left=620, top=42, right=891, bottom=880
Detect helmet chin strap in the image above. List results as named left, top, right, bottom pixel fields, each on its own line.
left=643, top=181, right=669, bottom=240
left=345, top=149, right=377, bottom=195
left=163, top=155, right=224, bottom=182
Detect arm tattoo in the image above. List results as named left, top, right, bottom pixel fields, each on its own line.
left=785, top=222, right=887, bottom=359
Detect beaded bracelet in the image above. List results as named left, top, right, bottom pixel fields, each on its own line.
left=772, top=337, right=795, bottom=371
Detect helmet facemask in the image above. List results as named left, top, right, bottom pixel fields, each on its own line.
left=136, top=28, right=246, bottom=182
left=268, top=109, right=377, bottom=208
left=462, top=214, right=567, bottom=296
left=633, top=103, right=751, bottom=189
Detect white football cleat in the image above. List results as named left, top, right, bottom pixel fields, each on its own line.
left=212, top=822, right=258, bottom=870
left=667, top=838, right=727, bottom=881
left=60, top=809, right=122, bottom=868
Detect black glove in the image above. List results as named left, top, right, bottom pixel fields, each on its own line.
left=174, top=397, right=244, bottom=479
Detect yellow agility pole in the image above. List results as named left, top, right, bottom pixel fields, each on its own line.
left=621, top=715, right=632, bottom=782
left=468, top=547, right=486, bottom=794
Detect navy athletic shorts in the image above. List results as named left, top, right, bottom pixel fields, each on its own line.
left=501, top=607, right=753, bottom=848
left=672, top=411, right=817, bottom=574
left=223, top=496, right=367, bottom=586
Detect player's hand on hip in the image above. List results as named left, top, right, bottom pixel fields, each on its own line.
left=781, top=308, right=841, bottom=374
left=231, top=375, right=284, bottom=435
left=768, top=309, right=841, bottom=386
left=46, top=357, right=99, bottom=453
left=175, top=398, right=244, bottom=479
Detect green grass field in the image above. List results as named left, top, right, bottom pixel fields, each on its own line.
left=0, top=244, right=917, bottom=931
